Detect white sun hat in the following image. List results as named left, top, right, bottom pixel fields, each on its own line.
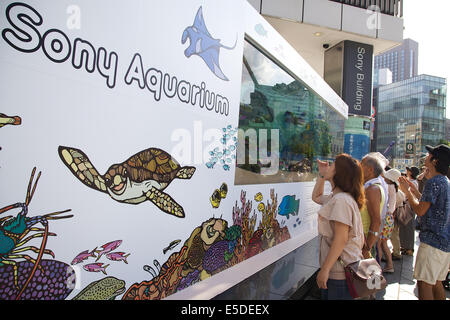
left=384, top=168, right=401, bottom=186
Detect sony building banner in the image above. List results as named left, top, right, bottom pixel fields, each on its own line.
left=324, top=40, right=373, bottom=117
left=342, top=41, right=374, bottom=117
left=0, top=0, right=343, bottom=300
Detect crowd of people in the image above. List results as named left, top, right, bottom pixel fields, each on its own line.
left=312, top=144, right=450, bottom=300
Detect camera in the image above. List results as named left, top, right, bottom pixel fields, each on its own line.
left=323, top=43, right=330, bottom=49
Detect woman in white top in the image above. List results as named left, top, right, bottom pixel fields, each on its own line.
left=312, top=154, right=365, bottom=300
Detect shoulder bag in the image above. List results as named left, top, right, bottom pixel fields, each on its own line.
left=397, top=201, right=414, bottom=226
left=339, top=258, right=387, bottom=299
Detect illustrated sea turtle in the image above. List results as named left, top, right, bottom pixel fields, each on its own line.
left=58, top=146, right=196, bottom=218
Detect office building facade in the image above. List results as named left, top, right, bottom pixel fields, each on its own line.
left=376, top=75, right=447, bottom=165
left=374, top=38, right=418, bottom=83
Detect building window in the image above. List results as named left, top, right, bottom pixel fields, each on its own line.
left=235, top=40, right=345, bottom=185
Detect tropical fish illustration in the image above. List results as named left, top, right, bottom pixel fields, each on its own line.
left=182, top=6, right=236, bottom=81
left=95, top=240, right=122, bottom=261
left=106, top=252, right=130, bottom=264
left=210, top=183, right=228, bottom=208
left=83, top=263, right=110, bottom=275
left=71, top=248, right=97, bottom=265
left=257, top=202, right=265, bottom=213
left=163, top=239, right=181, bottom=254
left=58, top=146, right=195, bottom=218
left=254, top=23, right=268, bottom=37
left=254, top=192, right=263, bottom=202
left=72, top=277, right=126, bottom=300
left=278, top=195, right=300, bottom=219
left=0, top=113, right=21, bottom=128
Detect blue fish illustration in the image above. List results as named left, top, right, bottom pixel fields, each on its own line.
left=278, top=195, right=300, bottom=219
left=182, top=6, right=236, bottom=81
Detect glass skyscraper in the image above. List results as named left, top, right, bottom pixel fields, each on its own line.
left=376, top=75, right=447, bottom=162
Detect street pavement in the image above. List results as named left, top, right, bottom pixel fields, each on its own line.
left=376, top=231, right=450, bottom=300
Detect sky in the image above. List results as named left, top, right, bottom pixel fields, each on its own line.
left=402, top=0, right=450, bottom=118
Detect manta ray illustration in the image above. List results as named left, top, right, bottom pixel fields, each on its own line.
left=182, top=6, right=236, bottom=81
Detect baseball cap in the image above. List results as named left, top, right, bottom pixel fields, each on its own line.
left=384, top=169, right=401, bottom=186
left=426, top=144, right=450, bottom=168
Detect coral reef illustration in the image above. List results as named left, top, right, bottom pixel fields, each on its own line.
left=122, top=189, right=290, bottom=300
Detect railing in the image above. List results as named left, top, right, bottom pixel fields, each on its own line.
left=329, top=0, right=403, bottom=17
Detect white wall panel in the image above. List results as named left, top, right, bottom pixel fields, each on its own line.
left=342, top=4, right=377, bottom=38
left=303, top=0, right=341, bottom=30
left=261, top=0, right=303, bottom=22
left=378, top=13, right=404, bottom=42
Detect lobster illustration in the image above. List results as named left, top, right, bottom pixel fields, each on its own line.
left=0, top=167, right=73, bottom=299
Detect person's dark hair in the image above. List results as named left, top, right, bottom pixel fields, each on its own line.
left=430, top=155, right=449, bottom=175
left=406, top=167, right=420, bottom=180
left=333, top=153, right=365, bottom=209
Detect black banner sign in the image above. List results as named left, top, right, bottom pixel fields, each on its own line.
left=342, top=40, right=374, bottom=117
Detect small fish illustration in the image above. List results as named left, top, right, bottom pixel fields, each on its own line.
left=163, top=240, right=181, bottom=254
left=106, top=252, right=130, bottom=264
left=83, top=263, right=109, bottom=275
left=278, top=195, right=300, bottom=219
left=96, top=240, right=122, bottom=261
left=257, top=203, right=265, bottom=213
left=210, top=183, right=228, bottom=208
left=254, top=23, right=268, bottom=37
left=254, top=192, right=263, bottom=202
left=0, top=113, right=21, bottom=128
left=206, top=161, right=215, bottom=169
left=71, top=248, right=97, bottom=265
